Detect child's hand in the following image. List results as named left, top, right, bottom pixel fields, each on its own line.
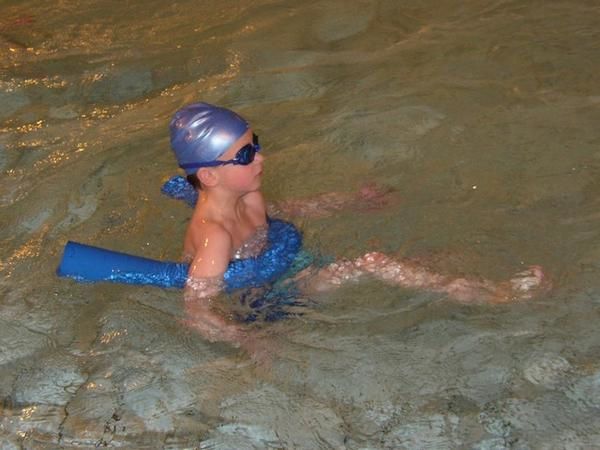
left=355, top=182, right=399, bottom=211
left=181, top=311, right=276, bottom=366
left=238, top=331, right=277, bottom=367
left=503, top=265, right=551, bottom=302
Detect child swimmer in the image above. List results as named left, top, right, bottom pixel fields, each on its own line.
left=170, top=103, right=548, bottom=347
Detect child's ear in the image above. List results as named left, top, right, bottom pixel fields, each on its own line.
left=197, top=168, right=218, bottom=187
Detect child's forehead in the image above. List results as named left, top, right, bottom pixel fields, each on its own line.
left=220, top=128, right=253, bottom=157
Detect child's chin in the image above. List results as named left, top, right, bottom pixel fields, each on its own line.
left=245, top=181, right=261, bottom=192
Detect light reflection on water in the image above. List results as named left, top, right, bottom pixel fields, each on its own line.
left=1, top=0, right=600, bottom=447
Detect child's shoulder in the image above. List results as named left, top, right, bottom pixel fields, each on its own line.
left=186, top=215, right=233, bottom=252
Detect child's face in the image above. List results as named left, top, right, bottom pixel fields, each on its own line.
left=213, top=129, right=264, bottom=193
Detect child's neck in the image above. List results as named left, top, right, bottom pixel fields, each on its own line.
left=197, top=187, right=248, bottom=222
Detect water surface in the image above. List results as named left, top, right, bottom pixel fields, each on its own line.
left=1, top=0, right=600, bottom=448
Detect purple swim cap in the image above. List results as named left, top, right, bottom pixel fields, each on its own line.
left=169, top=103, right=249, bottom=174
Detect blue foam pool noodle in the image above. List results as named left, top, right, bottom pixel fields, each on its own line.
left=57, top=241, right=188, bottom=288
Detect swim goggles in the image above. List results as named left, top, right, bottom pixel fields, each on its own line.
left=180, top=134, right=261, bottom=170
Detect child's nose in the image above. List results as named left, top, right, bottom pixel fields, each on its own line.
left=255, top=152, right=265, bottom=163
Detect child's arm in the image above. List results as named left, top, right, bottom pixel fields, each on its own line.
left=302, top=252, right=548, bottom=304
left=182, top=225, right=246, bottom=344
left=182, top=282, right=245, bottom=344
left=183, top=282, right=273, bottom=362
left=182, top=224, right=272, bottom=361
left=268, top=183, right=398, bottom=219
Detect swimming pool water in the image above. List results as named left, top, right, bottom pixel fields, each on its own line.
left=1, top=0, right=600, bottom=447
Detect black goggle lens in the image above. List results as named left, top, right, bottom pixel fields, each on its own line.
left=235, top=144, right=256, bottom=165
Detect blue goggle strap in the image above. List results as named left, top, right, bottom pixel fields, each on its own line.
left=180, top=142, right=261, bottom=170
